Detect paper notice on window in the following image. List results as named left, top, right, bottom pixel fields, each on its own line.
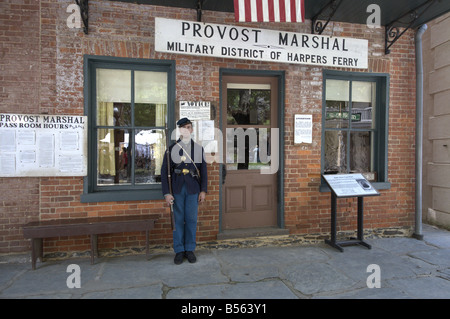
left=198, top=120, right=215, bottom=141
left=179, top=101, right=211, bottom=120
left=294, top=114, right=312, bottom=144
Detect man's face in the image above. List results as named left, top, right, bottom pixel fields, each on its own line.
left=179, top=124, right=193, bottom=140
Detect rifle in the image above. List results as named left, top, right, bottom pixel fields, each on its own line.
left=165, top=121, right=176, bottom=231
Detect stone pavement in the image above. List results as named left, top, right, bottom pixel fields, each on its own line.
left=0, top=224, right=449, bottom=299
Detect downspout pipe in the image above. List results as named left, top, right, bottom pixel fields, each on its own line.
left=413, top=24, right=427, bottom=240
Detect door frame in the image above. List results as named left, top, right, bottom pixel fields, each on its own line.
left=219, top=68, right=285, bottom=232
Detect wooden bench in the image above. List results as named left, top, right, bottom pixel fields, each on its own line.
left=22, top=215, right=157, bottom=270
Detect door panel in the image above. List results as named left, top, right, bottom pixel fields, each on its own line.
left=226, top=186, right=246, bottom=213
left=222, top=75, right=278, bottom=230
left=252, top=185, right=272, bottom=211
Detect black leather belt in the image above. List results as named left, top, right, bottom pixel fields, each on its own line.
left=174, top=168, right=199, bottom=179
left=174, top=168, right=191, bottom=175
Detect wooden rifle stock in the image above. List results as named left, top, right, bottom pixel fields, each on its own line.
left=165, top=123, right=176, bottom=231
left=166, top=148, right=176, bottom=231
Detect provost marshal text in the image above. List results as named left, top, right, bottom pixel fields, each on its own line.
left=155, top=17, right=368, bottom=69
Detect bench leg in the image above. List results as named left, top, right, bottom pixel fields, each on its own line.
left=90, top=234, right=98, bottom=265
left=31, top=238, right=43, bottom=270
left=145, top=230, right=149, bottom=258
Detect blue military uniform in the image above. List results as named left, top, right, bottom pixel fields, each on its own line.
left=161, top=118, right=207, bottom=263
left=161, top=139, right=208, bottom=196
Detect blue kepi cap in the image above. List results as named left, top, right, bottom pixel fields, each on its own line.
left=177, top=117, right=192, bottom=127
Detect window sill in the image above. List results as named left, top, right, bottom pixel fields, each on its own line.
left=80, top=189, right=164, bottom=203
left=319, top=182, right=391, bottom=193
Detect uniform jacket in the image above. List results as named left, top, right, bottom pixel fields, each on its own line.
left=161, top=139, right=208, bottom=195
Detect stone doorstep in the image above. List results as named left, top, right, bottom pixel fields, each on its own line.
left=216, top=227, right=290, bottom=240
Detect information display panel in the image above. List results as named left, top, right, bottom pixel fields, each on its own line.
left=0, top=114, right=87, bottom=177
left=322, top=173, right=380, bottom=252
left=322, top=173, right=379, bottom=198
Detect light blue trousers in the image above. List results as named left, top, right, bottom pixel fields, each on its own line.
left=172, top=184, right=198, bottom=253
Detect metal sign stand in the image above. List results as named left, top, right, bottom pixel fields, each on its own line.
left=322, top=174, right=380, bottom=252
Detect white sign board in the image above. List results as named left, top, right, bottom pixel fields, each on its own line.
left=155, top=18, right=368, bottom=69
left=323, top=173, right=379, bottom=197
left=179, top=101, right=211, bottom=120
left=0, top=114, right=87, bottom=177
left=294, top=114, right=312, bottom=144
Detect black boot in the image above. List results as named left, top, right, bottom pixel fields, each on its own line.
left=185, top=251, right=196, bottom=263
left=174, top=252, right=184, bottom=265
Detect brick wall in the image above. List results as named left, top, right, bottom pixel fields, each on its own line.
left=0, top=0, right=417, bottom=256
left=0, top=0, right=41, bottom=253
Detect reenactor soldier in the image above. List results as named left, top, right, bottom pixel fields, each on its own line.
left=161, top=118, right=208, bottom=264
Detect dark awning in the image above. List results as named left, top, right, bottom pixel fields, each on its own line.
left=308, top=0, right=450, bottom=28
left=108, top=0, right=450, bottom=28
left=80, top=0, right=450, bottom=53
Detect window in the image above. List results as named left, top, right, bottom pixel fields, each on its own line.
left=226, top=83, right=272, bottom=171
left=321, top=70, right=390, bottom=190
left=82, top=56, right=175, bottom=202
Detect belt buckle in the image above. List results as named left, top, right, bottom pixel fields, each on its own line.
left=182, top=169, right=189, bottom=175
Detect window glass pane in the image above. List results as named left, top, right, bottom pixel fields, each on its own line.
left=135, top=71, right=167, bottom=127
left=135, top=129, right=165, bottom=184
left=350, top=131, right=374, bottom=177
left=135, top=71, right=167, bottom=104
left=97, top=101, right=131, bottom=127
left=226, top=85, right=271, bottom=125
left=324, top=130, right=347, bottom=174
left=326, top=79, right=350, bottom=101
left=325, top=80, right=350, bottom=128
left=352, top=81, right=376, bottom=129
left=97, top=129, right=130, bottom=185
left=226, top=128, right=271, bottom=171
left=96, top=69, right=131, bottom=126
left=113, top=103, right=132, bottom=127
left=135, top=103, right=166, bottom=127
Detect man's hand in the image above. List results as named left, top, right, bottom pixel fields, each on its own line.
left=198, top=191, right=206, bottom=203
left=164, top=194, right=174, bottom=206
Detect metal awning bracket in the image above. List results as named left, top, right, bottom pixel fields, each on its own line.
left=311, top=0, right=343, bottom=35
left=385, top=0, right=436, bottom=54
left=75, top=0, right=89, bottom=34
left=197, top=0, right=203, bottom=22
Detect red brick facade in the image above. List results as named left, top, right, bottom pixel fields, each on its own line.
left=0, top=0, right=416, bottom=256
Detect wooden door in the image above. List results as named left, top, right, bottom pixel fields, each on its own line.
left=222, top=75, right=278, bottom=229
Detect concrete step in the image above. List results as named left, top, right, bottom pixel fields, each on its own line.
left=216, top=227, right=289, bottom=240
